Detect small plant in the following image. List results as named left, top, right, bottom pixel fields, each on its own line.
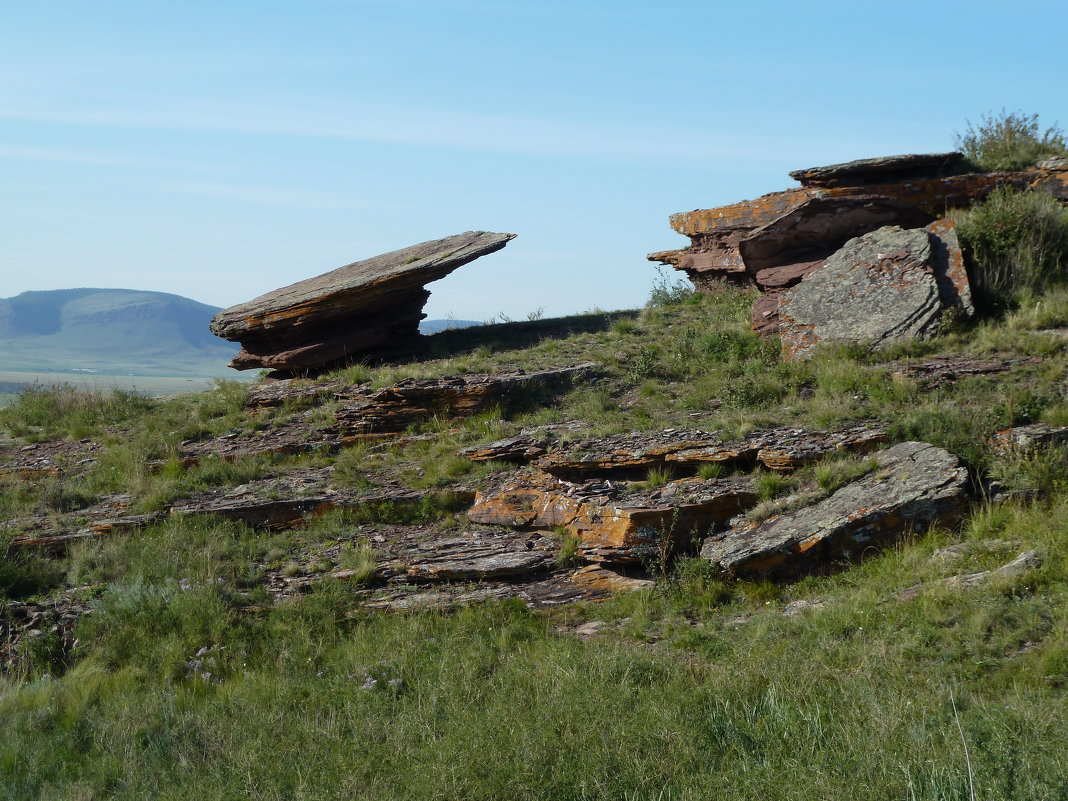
left=753, top=470, right=789, bottom=501
left=553, top=528, right=583, bottom=568
left=955, top=109, right=1067, bottom=172
left=697, top=462, right=724, bottom=480
left=646, top=267, right=695, bottom=307
left=813, top=455, right=878, bottom=495
left=337, top=543, right=378, bottom=586
left=640, top=465, right=675, bottom=490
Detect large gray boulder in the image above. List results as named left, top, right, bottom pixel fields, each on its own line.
left=777, top=222, right=970, bottom=359
left=701, top=441, right=969, bottom=579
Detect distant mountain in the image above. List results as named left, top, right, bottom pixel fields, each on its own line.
left=419, top=319, right=483, bottom=335
left=0, top=288, right=239, bottom=377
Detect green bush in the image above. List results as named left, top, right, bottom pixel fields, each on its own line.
left=951, top=186, right=1068, bottom=308
left=955, top=110, right=1067, bottom=172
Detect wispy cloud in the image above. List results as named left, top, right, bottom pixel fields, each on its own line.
left=161, top=181, right=395, bottom=211
left=0, top=87, right=817, bottom=167
left=0, top=144, right=198, bottom=171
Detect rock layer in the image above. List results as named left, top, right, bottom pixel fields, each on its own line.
left=210, top=231, right=515, bottom=373
left=701, top=441, right=968, bottom=579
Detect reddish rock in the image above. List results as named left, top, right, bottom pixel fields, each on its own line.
left=210, top=231, right=515, bottom=374
left=650, top=159, right=1067, bottom=291
left=991, top=423, right=1068, bottom=456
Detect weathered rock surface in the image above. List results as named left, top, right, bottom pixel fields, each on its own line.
left=700, top=442, right=969, bottom=579
left=335, top=364, right=596, bottom=435
left=4, top=494, right=164, bottom=555
left=788, top=152, right=968, bottom=188
left=777, top=225, right=962, bottom=359
left=245, top=378, right=349, bottom=408
left=649, top=160, right=1066, bottom=292
left=991, top=423, right=1068, bottom=456
left=0, top=438, right=102, bottom=480
left=469, top=471, right=756, bottom=563
left=170, top=469, right=474, bottom=530
left=467, top=423, right=886, bottom=477
left=889, top=354, right=1041, bottom=389
left=210, top=231, right=516, bottom=373
left=898, top=550, right=1042, bottom=601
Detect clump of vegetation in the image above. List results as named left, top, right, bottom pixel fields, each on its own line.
left=0, top=384, right=155, bottom=439
left=951, top=186, right=1068, bottom=308
left=956, top=109, right=1067, bottom=172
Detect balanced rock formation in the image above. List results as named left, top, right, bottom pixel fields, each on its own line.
left=775, top=222, right=971, bottom=359
left=210, top=231, right=515, bottom=374
left=700, top=441, right=968, bottom=579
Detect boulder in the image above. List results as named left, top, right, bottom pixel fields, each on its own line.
left=210, top=231, right=515, bottom=373
left=700, top=441, right=969, bottom=579
left=776, top=224, right=968, bottom=359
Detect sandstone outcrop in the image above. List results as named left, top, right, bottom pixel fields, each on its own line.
left=649, top=154, right=1067, bottom=293
left=700, top=441, right=968, bottom=579
left=469, top=470, right=756, bottom=563
left=776, top=223, right=970, bottom=359
left=991, top=423, right=1068, bottom=456
left=462, top=423, right=885, bottom=477
left=210, top=231, right=515, bottom=373
left=334, top=364, right=596, bottom=435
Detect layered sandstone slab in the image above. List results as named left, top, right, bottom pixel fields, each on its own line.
left=701, top=442, right=968, bottom=579
left=649, top=156, right=1067, bottom=293
left=462, top=423, right=885, bottom=477
left=788, top=152, right=967, bottom=188
left=468, top=471, right=756, bottom=563
left=210, top=231, right=516, bottom=373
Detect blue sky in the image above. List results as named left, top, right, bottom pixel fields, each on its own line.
left=2, top=0, right=1066, bottom=320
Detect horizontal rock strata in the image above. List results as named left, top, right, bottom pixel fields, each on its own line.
left=210, top=231, right=515, bottom=373
left=700, top=441, right=968, bottom=579
left=469, top=471, right=756, bottom=563
left=649, top=156, right=1067, bottom=293
left=991, top=423, right=1068, bottom=456
left=335, top=364, right=596, bottom=435
left=463, top=423, right=885, bottom=477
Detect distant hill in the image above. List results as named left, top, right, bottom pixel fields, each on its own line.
left=419, top=319, right=483, bottom=335
left=0, top=288, right=239, bottom=378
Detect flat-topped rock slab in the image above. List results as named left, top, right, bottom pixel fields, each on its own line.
left=210, top=231, right=515, bottom=373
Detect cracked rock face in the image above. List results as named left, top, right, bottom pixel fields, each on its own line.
left=700, top=441, right=969, bottom=579
left=777, top=225, right=951, bottom=359
left=210, top=231, right=515, bottom=374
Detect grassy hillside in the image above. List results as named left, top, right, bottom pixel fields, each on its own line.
left=1, top=283, right=1068, bottom=799
left=0, top=288, right=240, bottom=378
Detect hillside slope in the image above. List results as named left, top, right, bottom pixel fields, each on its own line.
left=0, top=288, right=238, bottom=376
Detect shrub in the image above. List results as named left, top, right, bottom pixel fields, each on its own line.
left=646, top=267, right=695, bottom=307
left=951, top=186, right=1068, bottom=308
left=955, top=109, right=1067, bottom=172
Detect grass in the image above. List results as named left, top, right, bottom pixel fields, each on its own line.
left=3, top=280, right=1068, bottom=798
left=955, top=109, right=1067, bottom=172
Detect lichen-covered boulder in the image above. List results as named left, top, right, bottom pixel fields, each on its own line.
left=700, top=441, right=968, bottom=579
left=777, top=224, right=965, bottom=359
